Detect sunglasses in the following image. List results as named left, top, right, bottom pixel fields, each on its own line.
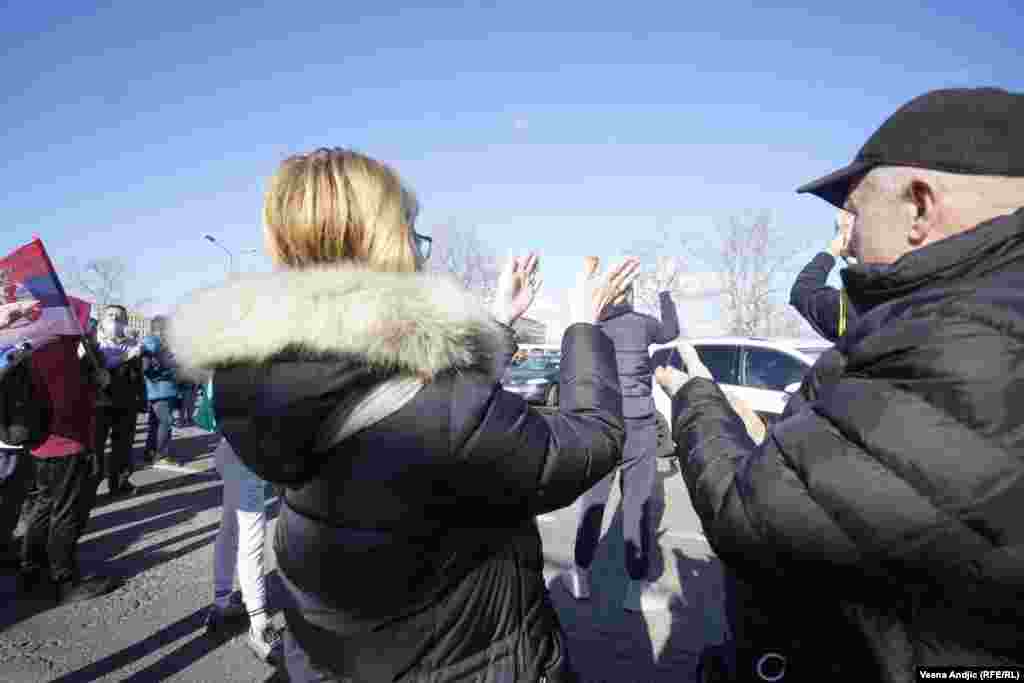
left=413, top=230, right=432, bottom=262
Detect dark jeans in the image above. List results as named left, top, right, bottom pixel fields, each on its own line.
left=573, top=416, right=657, bottom=580
left=145, top=398, right=175, bottom=459
left=22, top=451, right=99, bottom=583
left=95, top=406, right=138, bottom=490
left=0, top=448, right=33, bottom=554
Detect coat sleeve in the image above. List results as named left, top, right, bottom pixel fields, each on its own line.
left=448, top=323, right=626, bottom=517
left=648, top=291, right=681, bottom=344
left=789, top=252, right=842, bottom=342
left=670, top=378, right=880, bottom=594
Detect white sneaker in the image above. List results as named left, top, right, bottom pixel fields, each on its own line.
left=562, top=567, right=591, bottom=600
left=247, top=623, right=284, bottom=665
left=622, top=579, right=670, bottom=613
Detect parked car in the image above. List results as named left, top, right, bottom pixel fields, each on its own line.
left=649, top=337, right=832, bottom=427
left=501, top=354, right=561, bottom=406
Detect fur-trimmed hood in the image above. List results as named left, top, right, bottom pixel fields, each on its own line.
left=168, top=265, right=511, bottom=382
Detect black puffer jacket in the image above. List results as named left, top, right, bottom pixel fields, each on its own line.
left=672, top=209, right=1024, bottom=681
left=170, top=267, right=626, bottom=683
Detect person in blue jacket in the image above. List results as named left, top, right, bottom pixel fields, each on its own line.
left=564, top=257, right=681, bottom=612
left=141, top=316, right=179, bottom=467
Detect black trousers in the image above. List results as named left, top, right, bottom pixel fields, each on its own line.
left=95, top=406, right=138, bottom=491
left=0, top=448, right=33, bottom=553
left=21, top=451, right=99, bottom=583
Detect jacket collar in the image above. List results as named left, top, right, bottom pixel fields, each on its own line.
left=168, top=265, right=509, bottom=382
left=841, top=208, right=1024, bottom=313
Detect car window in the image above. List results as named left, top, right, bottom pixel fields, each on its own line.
left=744, top=348, right=808, bottom=391
left=692, top=345, right=739, bottom=384
left=518, top=358, right=554, bottom=371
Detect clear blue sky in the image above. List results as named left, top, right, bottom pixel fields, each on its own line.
left=2, top=1, right=1020, bottom=316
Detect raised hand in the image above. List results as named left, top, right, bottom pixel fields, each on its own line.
left=574, top=257, right=641, bottom=325
left=492, top=252, right=542, bottom=326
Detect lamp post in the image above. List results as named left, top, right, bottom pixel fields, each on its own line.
left=203, top=234, right=235, bottom=277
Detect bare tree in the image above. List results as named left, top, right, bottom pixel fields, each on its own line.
left=701, top=210, right=807, bottom=337
left=427, top=221, right=500, bottom=304
left=65, top=257, right=129, bottom=312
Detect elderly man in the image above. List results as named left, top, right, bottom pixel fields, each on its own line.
left=658, top=88, right=1024, bottom=681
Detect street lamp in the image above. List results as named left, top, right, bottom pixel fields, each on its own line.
left=203, top=234, right=235, bottom=276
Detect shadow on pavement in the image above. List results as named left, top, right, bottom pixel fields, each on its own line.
left=46, top=606, right=233, bottom=683
left=44, top=570, right=289, bottom=683
left=543, top=461, right=712, bottom=682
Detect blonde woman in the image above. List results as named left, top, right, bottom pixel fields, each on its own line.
left=170, top=148, right=640, bottom=683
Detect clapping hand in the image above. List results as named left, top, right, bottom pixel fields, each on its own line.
left=570, top=256, right=641, bottom=325
left=492, top=252, right=542, bottom=326
left=655, top=343, right=767, bottom=444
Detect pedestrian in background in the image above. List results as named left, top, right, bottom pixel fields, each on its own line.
left=194, top=375, right=282, bottom=665
left=170, top=147, right=640, bottom=683
left=141, top=316, right=179, bottom=467
left=564, top=256, right=680, bottom=612
left=93, top=304, right=146, bottom=496
left=788, top=209, right=859, bottom=342
left=21, top=334, right=119, bottom=604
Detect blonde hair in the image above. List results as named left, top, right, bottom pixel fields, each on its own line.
left=262, top=147, right=420, bottom=272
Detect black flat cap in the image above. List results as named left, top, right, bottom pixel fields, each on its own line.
left=797, top=87, right=1024, bottom=208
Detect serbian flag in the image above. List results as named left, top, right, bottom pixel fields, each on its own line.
left=0, top=238, right=87, bottom=354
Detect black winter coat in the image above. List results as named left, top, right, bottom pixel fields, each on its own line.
left=598, top=291, right=680, bottom=419
left=170, top=267, right=627, bottom=683
left=672, top=209, right=1024, bottom=681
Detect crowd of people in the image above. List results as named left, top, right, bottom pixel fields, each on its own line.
left=0, top=308, right=202, bottom=601
left=1, top=86, right=1023, bottom=682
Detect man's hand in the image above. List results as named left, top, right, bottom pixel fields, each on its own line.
left=654, top=343, right=713, bottom=398
left=654, top=366, right=691, bottom=399
left=570, top=257, right=641, bottom=325
left=829, top=210, right=854, bottom=258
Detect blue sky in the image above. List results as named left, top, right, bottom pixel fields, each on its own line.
left=2, top=1, right=1021, bottom=318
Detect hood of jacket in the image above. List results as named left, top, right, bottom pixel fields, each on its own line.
left=168, top=265, right=511, bottom=467
left=841, top=208, right=1024, bottom=314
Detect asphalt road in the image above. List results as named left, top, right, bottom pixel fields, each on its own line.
left=0, top=417, right=729, bottom=682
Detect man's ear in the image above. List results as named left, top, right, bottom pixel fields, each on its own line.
left=907, top=178, right=939, bottom=245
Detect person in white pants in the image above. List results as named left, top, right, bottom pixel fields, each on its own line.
left=206, top=437, right=283, bottom=665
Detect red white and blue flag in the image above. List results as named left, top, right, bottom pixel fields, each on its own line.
left=0, top=238, right=87, bottom=355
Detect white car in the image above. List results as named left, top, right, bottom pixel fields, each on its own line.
left=649, top=337, right=833, bottom=428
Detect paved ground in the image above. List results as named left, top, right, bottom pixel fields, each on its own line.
left=0, top=416, right=729, bottom=682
